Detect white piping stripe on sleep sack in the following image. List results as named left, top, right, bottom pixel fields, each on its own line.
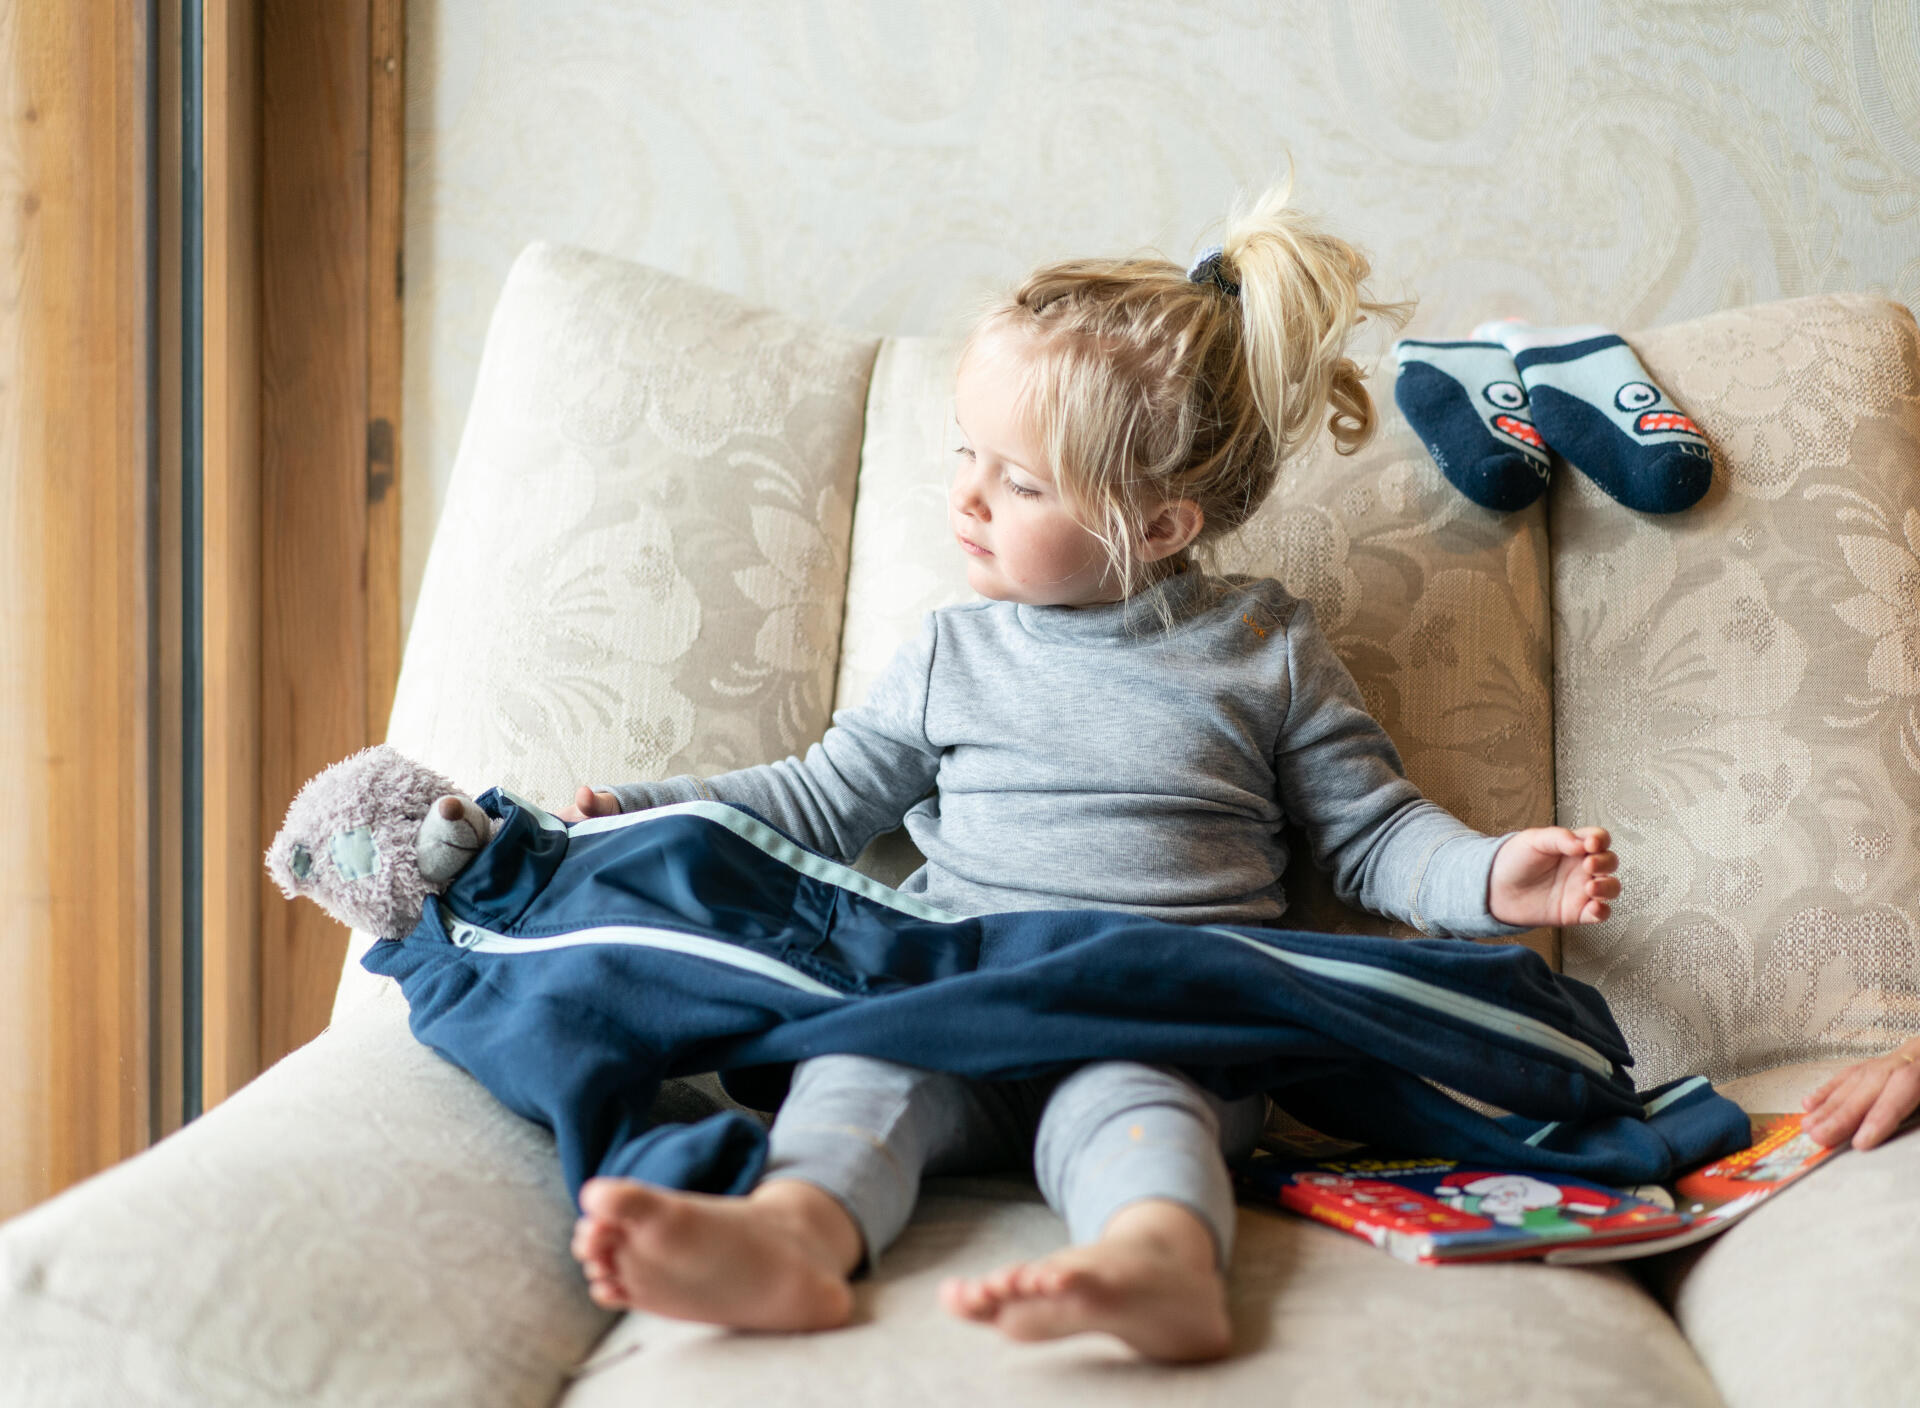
left=496, top=788, right=569, bottom=833
left=1641, top=1074, right=1708, bottom=1116
left=565, top=800, right=965, bottom=923
left=438, top=911, right=851, bottom=1000
left=1200, top=927, right=1616, bottom=1077
left=1523, top=1121, right=1561, bottom=1147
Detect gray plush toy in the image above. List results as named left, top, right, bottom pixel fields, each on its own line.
left=266, top=744, right=497, bottom=939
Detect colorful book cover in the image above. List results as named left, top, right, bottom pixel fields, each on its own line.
left=1238, top=1112, right=1845, bottom=1267
left=1234, top=1153, right=1690, bottom=1266
left=1540, top=1112, right=1841, bottom=1264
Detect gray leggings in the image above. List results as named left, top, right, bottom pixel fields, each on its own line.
left=761, top=1054, right=1267, bottom=1268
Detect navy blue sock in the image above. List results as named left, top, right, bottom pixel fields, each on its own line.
left=1475, top=321, right=1712, bottom=514
left=1391, top=340, right=1551, bottom=512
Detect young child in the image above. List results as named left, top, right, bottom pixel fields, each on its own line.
left=560, top=187, right=1621, bottom=1363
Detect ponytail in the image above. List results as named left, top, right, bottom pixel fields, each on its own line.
left=1221, top=180, right=1411, bottom=461
left=967, top=179, right=1406, bottom=597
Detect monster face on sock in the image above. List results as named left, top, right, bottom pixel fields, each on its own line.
left=1609, top=376, right=1704, bottom=442
left=1471, top=363, right=1549, bottom=463
left=1519, top=339, right=1707, bottom=448
left=1473, top=322, right=1713, bottom=514
left=1393, top=340, right=1552, bottom=512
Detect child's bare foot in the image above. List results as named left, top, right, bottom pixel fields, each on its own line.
left=939, top=1200, right=1232, bottom=1362
left=571, top=1176, right=860, bottom=1331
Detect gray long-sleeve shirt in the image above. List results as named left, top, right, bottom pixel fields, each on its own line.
left=608, top=568, right=1526, bottom=937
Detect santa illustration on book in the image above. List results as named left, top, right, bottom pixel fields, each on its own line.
left=1433, top=1172, right=1636, bottom=1237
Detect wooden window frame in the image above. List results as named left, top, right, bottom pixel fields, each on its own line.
left=2, top=0, right=402, bottom=1217
left=204, top=0, right=404, bottom=1106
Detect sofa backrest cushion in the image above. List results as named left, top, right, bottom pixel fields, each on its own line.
left=351, top=245, right=877, bottom=1010
left=1552, top=294, right=1920, bottom=1085
left=385, top=242, right=879, bottom=801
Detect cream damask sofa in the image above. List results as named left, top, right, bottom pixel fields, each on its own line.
left=5, top=244, right=1920, bottom=1407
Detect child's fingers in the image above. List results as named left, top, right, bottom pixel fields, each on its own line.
left=1805, top=1068, right=1885, bottom=1147
left=1583, top=851, right=1618, bottom=875
left=1802, top=1065, right=1858, bottom=1111
left=1854, top=1078, right=1920, bottom=1150
left=1856, top=1051, right=1920, bottom=1149
left=1803, top=1065, right=1866, bottom=1121
left=566, top=785, right=621, bottom=820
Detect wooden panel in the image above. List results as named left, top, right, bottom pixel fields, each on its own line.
left=258, top=0, right=372, bottom=1063
left=0, top=3, right=154, bottom=1216
left=367, top=0, right=403, bottom=740
left=202, top=0, right=261, bottom=1108
left=203, top=0, right=401, bottom=1091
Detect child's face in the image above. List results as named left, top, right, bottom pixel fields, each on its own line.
left=949, top=332, right=1119, bottom=608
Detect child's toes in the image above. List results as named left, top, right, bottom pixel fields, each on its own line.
left=573, top=1216, right=624, bottom=1273
left=1011, top=1263, right=1061, bottom=1299
left=570, top=1221, right=600, bottom=1266
left=981, top=1265, right=1024, bottom=1301
left=942, top=1276, right=999, bottom=1321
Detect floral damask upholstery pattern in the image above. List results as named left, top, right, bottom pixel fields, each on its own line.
left=386, top=243, right=879, bottom=809
left=1555, top=294, right=1920, bottom=1086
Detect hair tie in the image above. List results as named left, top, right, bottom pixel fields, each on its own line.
left=1187, top=245, right=1240, bottom=297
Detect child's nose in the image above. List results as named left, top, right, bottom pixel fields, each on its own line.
left=950, top=466, right=988, bottom=520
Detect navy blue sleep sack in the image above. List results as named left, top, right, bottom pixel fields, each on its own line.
left=362, top=790, right=1750, bottom=1204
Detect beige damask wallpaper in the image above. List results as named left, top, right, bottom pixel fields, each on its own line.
left=404, top=0, right=1920, bottom=632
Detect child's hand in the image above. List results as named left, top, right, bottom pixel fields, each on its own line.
left=1801, top=1042, right=1920, bottom=1150
left=1487, top=827, right=1619, bottom=928
left=557, top=786, right=621, bottom=824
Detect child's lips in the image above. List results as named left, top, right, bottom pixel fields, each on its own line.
left=956, top=532, right=992, bottom=557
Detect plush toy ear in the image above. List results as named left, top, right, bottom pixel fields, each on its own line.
left=418, top=794, right=495, bottom=885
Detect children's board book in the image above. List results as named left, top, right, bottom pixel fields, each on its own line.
left=1235, top=1113, right=1842, bottom=1267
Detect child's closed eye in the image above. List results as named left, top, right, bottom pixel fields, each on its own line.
left=1003, top=474, right=1041, bottom=499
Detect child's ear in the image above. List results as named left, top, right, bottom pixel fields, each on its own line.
left=1142, top=499, right=1204, bottom=560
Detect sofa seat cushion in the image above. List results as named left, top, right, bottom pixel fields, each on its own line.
left=557, top=1179, right=1723, bottom=1407
left=1659, top=1059, right=1920, bottom=1408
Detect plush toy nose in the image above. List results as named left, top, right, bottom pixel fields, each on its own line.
left=437, top=795, right=465, bottom=820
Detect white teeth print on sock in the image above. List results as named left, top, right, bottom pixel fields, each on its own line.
left=1471, top=321, right=1712, bottom=514
left=1392, top=339, right=1551, bottom=513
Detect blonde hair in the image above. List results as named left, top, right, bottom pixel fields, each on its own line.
left=967, top=181, right=1410, bottom=596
